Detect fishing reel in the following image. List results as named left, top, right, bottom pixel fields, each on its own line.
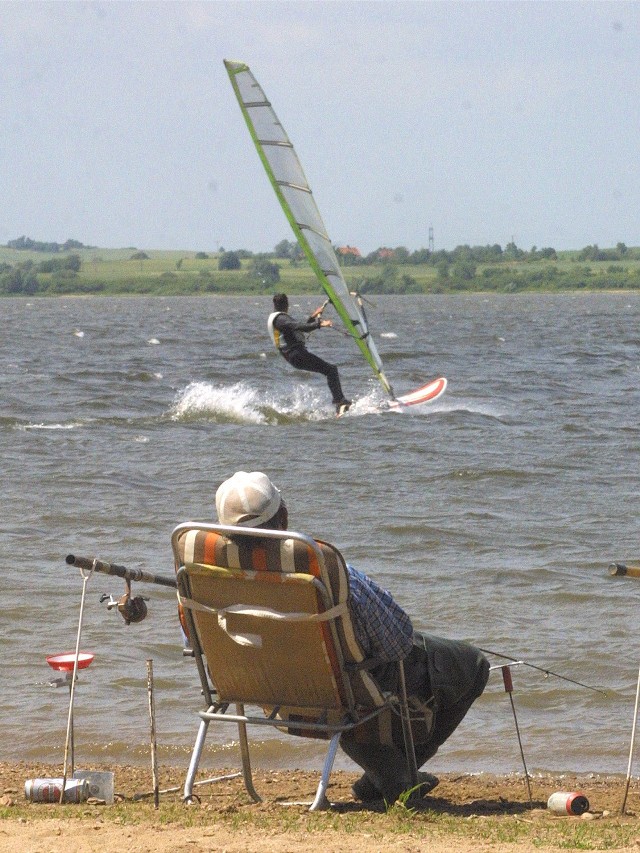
left=100, top=578, right=149, bottom=625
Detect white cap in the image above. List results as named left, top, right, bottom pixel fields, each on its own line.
left=215, top=471, right=282, bottom=527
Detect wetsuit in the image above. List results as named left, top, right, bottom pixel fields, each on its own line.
left=268, top=310, right=348, bottom=408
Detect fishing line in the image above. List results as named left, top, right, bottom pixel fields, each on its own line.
left=479, top=647, right=607, bottom=696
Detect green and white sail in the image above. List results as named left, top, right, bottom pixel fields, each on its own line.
left=224, top=59, right=394, bottom=398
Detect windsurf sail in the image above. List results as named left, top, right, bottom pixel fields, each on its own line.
left=224, top=59, right=394, bottom=398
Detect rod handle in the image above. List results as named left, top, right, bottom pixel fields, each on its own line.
left=502, top=665, right=513, bottom=693
left=609, top=563, right=640, bottom=579
left=65, top=554, right=177, bottom=589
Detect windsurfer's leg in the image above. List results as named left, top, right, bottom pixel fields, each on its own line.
left=285, top=348, right=347, bottom=405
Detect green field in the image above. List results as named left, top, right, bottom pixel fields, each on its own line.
left=2, top=244, right=640, bottom=296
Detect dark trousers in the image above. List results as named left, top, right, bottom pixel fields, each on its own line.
left=340, top=633, right=490, bottom=802
left=283, top=347, right=345, bottom=405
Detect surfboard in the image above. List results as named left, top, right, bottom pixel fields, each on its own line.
left=337, top=377, right=447, bottom=417
left=387, top=377, right=447, bottom=410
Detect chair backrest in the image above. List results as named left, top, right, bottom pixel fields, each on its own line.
left=172, top=523, right=387, bottom=715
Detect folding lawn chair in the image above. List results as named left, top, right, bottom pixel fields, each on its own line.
left=171, top=521, right=422, bottom=810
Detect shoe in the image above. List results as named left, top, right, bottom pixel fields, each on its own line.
left=385, top=771, right=440, bottom=805
left=352, top=774, right=380, bottom=802
left=336, top=399, right=351, bottom=417
left=412, top=771, right=440, bottom=799
left=352, top=770, right=439, bottom=803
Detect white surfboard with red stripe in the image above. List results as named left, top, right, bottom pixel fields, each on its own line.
left=388, top=377, right=447, bottom=410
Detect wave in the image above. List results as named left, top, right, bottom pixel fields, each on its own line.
left=169, top=381, right=336, bottom=425
left=19, top=421, right=85, bottom=431
left=168, top=380, right=437, bottom=424
left=435, top=399, right=513, bottom=423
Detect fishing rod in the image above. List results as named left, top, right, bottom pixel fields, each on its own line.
left=66, top=554, right=176, bottom=626
left=609, top=562, right=640, bottom=579
left=66, top=554, right=177, bottom=588
left=479, top=647, right=607, bottom=696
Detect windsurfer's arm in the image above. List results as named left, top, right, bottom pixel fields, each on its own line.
left=304, top=314, right=331, bottom=328
left=276, top=313, right=321, bottom=335
left=309, top=298, right=330, bottom=319
left=303, top=312, right=331, bottom=329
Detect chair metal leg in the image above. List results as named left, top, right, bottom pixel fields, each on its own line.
left=184, top=716, right=210, bottom=802
left=236, top=703, right=262, bottom=803
left=309, top=731, right=341, bottom=811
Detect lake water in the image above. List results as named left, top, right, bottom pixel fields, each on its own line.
left=1, top=292, right=638, bottom=779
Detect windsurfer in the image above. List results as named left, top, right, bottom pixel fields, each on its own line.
left=215, top=471, right=490, bottom=804
left=268, top=293, right=351, bottom=415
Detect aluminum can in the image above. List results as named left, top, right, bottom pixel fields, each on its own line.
left=24, top=778, right=90, bottom=803
left=547, top=791, right=589, bottom=815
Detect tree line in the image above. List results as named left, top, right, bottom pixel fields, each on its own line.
left=7, top=235, right=95, bottom=253
left=2, top=236, right=640, bottom=296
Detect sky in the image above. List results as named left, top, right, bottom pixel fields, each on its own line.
left=2, top=0, right=639, bottom=254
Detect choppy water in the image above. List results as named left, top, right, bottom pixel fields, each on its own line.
left=1, top=293, right=638, bottom=779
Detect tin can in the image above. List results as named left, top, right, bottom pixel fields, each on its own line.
left=547, top=791, right=589, bottom=815
left=25, top=778, right=90, bottom=803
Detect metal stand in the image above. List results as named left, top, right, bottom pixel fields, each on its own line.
left=46, top=560, right=96, bottom=802
left=501, top=665, right=533, bottom=808
left=621, top=662, right=640, bottom=814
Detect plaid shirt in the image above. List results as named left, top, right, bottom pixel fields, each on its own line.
left=346, top=564, right=414, bottom=662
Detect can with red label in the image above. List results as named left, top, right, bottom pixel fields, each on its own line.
left=547, top=791, right=589, bottom=815
left=24, top=778, right=90, bottom=803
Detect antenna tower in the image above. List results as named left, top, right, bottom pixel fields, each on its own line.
left=428, top=225, right=434, bottom=252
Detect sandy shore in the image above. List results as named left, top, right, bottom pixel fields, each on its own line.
left=3, top=762, right=640, bottom=852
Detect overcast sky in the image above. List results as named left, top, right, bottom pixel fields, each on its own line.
left=2, top=1, right=639, bottom=254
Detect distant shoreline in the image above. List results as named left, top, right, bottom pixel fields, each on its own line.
left=2, top=242, right=640, bottom=296
left=3, top=288, right=639, bottom=298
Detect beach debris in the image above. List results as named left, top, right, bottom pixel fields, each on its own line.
left=25, top=777, right=89, bottom=803
left=133, top=773, right=242, bottom=801
left=73, top=770, right=114, bottom=805
left=547, top=791, right=590, bottom=815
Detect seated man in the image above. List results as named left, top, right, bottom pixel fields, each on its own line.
left=215, top=471, right=490, bottom=803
